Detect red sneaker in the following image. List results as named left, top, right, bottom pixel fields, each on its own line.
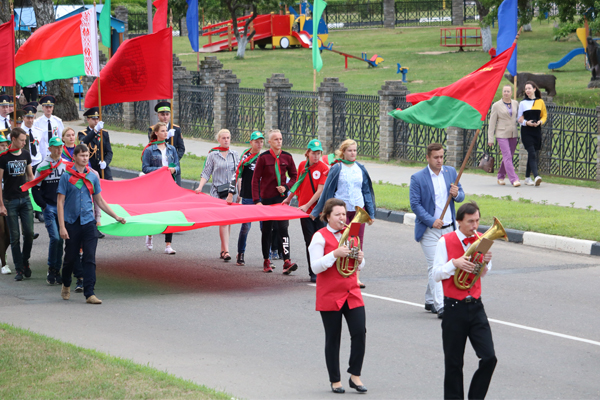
left=282, top=259, right=298, bottom=275
left=263, top=259, right=273, bottom=273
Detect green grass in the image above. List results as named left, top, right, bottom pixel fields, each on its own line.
left=373, top=183, right=600, bottom=240
left=173, top=22, right=599, bottom=108
left=0, top=323, right=231, bottom=400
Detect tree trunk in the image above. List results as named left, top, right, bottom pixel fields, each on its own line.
left=32, top=0, right=79, bottom=121
left=236, top=36, right=248, bottom=58
left=481, top=25, right=492, bottom=52
left=523, top=23, right=532, bottom=32
left=0, top=2, right=11, bottom=24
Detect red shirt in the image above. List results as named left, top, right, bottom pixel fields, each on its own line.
left=296, top=160, right=329, bottom=213
left=252, top=150, right=297, bottom=202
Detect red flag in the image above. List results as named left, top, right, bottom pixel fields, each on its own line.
left=84, top=28, right=173, bottom=107
left=152, top=0, right=168, bottom=33
left=0, top=16, right=15, bottom=87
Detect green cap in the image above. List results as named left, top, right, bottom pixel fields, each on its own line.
left=0, top=134, right=9, bottom=143
left=48, top=137, right=64, bottom=147
left=250, top=131, right=265, bottom=141
left=307, top=139, right=323, bottom=152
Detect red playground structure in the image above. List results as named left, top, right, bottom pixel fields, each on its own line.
left=440, top=27, right=482, bottom=51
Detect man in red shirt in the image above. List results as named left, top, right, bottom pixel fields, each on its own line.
left=284, top=139, right=329, bottom=282
left=252, top=129, right=298, bottom=274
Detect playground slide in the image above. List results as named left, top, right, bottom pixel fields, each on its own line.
left=548, top=48, right=586, bottom=70
left=292, top=31, right=312, bottom=48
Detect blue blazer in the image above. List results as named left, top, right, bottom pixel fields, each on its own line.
left=409, top=166, right=465, bottom=242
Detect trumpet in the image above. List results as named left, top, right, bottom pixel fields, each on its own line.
left=336, top=206, right=372, bottom=277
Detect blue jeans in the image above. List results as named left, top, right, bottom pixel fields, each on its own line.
left=43, top=204, right=64, bottom=272
left=237, top=197, right=255, bottom=254
left=5, top=197, right=34, bottom=273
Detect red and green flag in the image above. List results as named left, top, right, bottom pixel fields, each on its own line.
left=15, top=8, right=99, bottom=87
left=312, top=0, right=327, bottom=72
left=389, top=43, right=516, bottom=130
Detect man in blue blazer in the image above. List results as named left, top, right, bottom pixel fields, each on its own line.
left=410, top=143, right=465, bottom=319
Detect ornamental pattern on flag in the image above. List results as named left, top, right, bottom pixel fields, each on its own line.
left=81, top=9, right=99, bottom=77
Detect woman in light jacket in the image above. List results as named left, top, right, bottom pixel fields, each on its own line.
left=311, top=139, right=375, bottom=289
left=488, top=85, right=520, bottom=187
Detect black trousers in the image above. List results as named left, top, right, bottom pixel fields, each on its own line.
left=261, top=196, right=290, bottom=260
left=442, top=298, right=497, bottom=400
left=300, top=216, right=325, bottom=276
left=524, top=144, right=540, bottom=178
left=320, top=302, right=366, bottom=383
left=23, top=87, right=38, bottom=103
left=62, top=219, right=98, bottom=299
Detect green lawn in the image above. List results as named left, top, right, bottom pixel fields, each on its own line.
left=0, top=324, right=230, bottom=400
left=170, top=22, right=598, bottom=108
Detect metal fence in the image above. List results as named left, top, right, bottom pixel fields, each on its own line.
left=128, top=12, right=182, bottom=36
left=396, top=0, right=452, bottom=26
left=392, top=98, right=448, bottom=162
left=179, top=85, right=214, bottom=140
left=332, top=93, right=380, bottom=157
left=324, top=1, right=384, bottom=29
left=464, top=1, right=478, bottom=22
left=102, top=103, right=124, bottom=129
left=278, top=90, right=319, bottom=149
left=226, top=88, right=265, bottom=143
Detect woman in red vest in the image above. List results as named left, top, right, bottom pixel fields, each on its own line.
left=308, top=198, right=368, bottom=394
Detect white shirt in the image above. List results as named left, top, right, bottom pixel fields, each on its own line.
left=0, top=114, right=10, bottom=130
left=33, top=115, right=64, bottom=143
left=159, top=146, right=168, bottom=167
left=432, top=229, right=493, bottom=283
left=428, top=165, right=453, bottom=226
left=24, top=124, right=45, bottom=166
left=308, top=224, right=365, bottom=275
left=334, top=163, right=365, bottom=210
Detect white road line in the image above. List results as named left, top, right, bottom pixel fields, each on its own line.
left=307, top=284, right=600, bottom=347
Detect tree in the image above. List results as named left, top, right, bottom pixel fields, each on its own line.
left=475, top=0, right=535, bottom=52
left=32, top=0, right=79, bottom=121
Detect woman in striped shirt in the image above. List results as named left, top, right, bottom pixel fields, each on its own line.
left=195, top=129, right=239, bottom=261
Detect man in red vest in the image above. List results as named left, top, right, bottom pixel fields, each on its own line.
left=433, top=201, right=496, bottom=400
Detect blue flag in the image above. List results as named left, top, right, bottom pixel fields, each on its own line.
left=186, top=0, right=199, bottom=52
left=497, top=0, right=517, bottom=76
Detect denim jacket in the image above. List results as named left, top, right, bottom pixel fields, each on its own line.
left=310, top=162, right=376, bottom=219
left=142, top=143, right=181, bottom=180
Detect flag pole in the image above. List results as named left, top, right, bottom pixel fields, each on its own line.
left=95, top=1, right=105, bottom=179
left=169, top=8, right=174, bottom=146
left=440, top=27, right=523, bottom=220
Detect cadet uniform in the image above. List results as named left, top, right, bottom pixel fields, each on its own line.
left=33, top=95, right=64, bottom=146
left=79, top=107, right=113, bottom=180
left=0, top=95, right=12, bottom=130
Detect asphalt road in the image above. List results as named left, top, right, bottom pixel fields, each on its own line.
left=1, top=218, right=599, bottom=399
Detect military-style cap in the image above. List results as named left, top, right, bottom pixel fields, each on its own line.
left=83, top=107, right=100, bottom=118
left=0, top=95, right=13, bottom=106
left=23, top=106, right=37, bottom=117
left=26, top=101, right=39, bottom=108
left=307, top=139, right=323, bottom=152
left=250, top=131, right=264, bottom=141
left=40, top=95, right=55, bottom=106
left=15, top=110, right=24, bottom=124
left=48, top=137, right=64, bottom=147
left=154, top=101, right=171, bottom=113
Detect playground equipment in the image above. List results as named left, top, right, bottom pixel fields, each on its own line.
left=396, top=64, right=409, bottom=82
left=548, top=28, right=599, bottom=70
left=440, top=27, right=482, bottom=51
left=199, top=3, right=328, bottom=53
left=322, top=43, right=384, bottom=68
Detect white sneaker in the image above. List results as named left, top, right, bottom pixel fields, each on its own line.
left=164, top=245, right=176, bottom=255
left=524, top=177, right=534, bottom=186
left=1, top=265, right=11, bottom=275
left=534, top=176, right=542, bottom=186
left=145, top=235, right=153, bottom=251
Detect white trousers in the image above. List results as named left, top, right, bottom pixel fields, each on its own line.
left=420, top=226, right=454, bottom=311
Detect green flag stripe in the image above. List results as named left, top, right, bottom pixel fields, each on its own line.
left=16, top=54, right=85, bottom=87
left=312, top=0, right=326, bottom=72
left=389, top=96, right=483, bottom=130
left=99, top=0, right=112, bottom=48
left=98, top=206, right=194, bottom=237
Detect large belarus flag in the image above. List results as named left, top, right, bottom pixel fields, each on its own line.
left=390, top=43, right=516, bottom=130
left=15, top=8, right=99, bottom=87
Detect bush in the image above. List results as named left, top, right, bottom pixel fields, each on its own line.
left=553, top=21, right=583, bottom=41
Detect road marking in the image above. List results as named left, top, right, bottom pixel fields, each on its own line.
left=307, top=284, right=600, bottom=347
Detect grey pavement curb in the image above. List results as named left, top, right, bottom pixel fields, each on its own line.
left=111, top=167, right=600, bottom=257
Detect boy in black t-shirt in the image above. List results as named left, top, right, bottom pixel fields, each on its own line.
left=0, top=128, right=34, bottom=281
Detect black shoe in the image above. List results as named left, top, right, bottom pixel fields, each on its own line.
left=236, top=253, right=245, bottom=266
left=310, top=274, right=317, bottom=283
left=331, top=383, right=345, bottom=394
left=46, top=270, right=56, bottom=285
left=349, top=378, right=368, bottom=393
left=35, top=211, right=45, bottom=223
left=425, top=303, right=438, bottom=314
left=33, top=233, right=39, bottom=240
left=97, top=230, right=105, bottom=239
left=55, top=272, right=63, bottom=285
left=437, top=307, right=444, bottom=319
left=14, top=272, right=23, bottom=281
left=75, top=278, right=84, bottom=293
left=23, top=265, right=32, bottom=278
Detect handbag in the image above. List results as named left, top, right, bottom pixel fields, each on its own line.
left=479, top=151, right=495, bottom=174
left=18, top=95, right=27, bottom=106
left=214, top=152, right=237, bottom=199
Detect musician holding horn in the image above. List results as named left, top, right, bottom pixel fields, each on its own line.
left=433, top=201, right=497, bottom=400
left=309, top=198, right=368, bottom=394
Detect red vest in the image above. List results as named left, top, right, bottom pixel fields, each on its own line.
left=315, top=228, right=364, bottom=312
left=441, top=231, right=483, bottom=300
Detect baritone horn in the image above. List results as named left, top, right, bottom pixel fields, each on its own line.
left=454, top=217, right=508, bottom=290
left=336, top=206, right=372, bottom=278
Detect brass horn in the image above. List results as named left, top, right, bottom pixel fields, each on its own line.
left=454, top=217, right=508, bottom=290
left=336, top=206, right=372, bottom=278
